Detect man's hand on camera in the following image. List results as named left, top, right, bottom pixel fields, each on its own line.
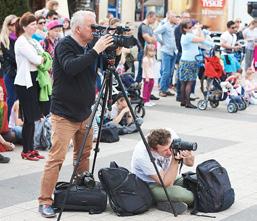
left=93, top=35, right=113, bottom=54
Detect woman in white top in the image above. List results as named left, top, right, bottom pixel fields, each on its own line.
left=243, top=19, right=257, bottom=71
left=15, top=12, right=45, bottom=161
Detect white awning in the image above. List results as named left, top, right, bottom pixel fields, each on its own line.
left=144, top=0, right=164, bottom=7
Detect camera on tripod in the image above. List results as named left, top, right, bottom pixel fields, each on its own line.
left=91, top=24, right=138, bottom=58
left=170, top=138, right=197, bottom=154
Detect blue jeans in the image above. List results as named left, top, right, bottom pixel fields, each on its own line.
left=176, top=52, right=182, bottom=100
left=4, top=73, right=17, bottom=118
left=11, top=126, right=23, bottom=142
left=160, top=52, right=176, bottom=93
left=136, top=50, right=144, bottom=83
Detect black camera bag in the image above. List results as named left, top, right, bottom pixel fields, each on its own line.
left=183, top=159, right=235, bottom=216
left=98, top=161, right=153, bottom=216
left=53, top=181, right=107, bottom=214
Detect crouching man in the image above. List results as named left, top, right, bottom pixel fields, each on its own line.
left=131, top=128, right=194, bottom=214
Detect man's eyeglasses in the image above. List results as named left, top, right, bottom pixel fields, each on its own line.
left=38, top=21, right=46, bottom=25
left=231, top=26, right=237, bottom=29
left=236, top=21, right=242, bottom=23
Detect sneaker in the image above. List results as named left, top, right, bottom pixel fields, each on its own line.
left=0, top=154, right=10, bottom=163
left=39, top=204, right=56, bottom=218
left=159, top=91, right=167, bottom=97
left=156, top=201, right=188, bottom=215
left=166, top=90, right=175, bottom=96
left=144, top=102, right=153, bottom=107
left=150, top=94, right=160, bottom=100
left=190, top=93, right=199, bottom=100
left=149, top=101, right=156, bottom=106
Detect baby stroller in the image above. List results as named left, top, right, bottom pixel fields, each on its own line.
left=219, top=81, right=247, bottom=113
left=196, top=49, right=226, bottom=111
left=197, top=51, right=247, bottom=113
left=113, top=72, right=145, bottom=118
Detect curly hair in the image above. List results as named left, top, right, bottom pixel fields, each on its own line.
left=147, top=129, right=171, bottom=149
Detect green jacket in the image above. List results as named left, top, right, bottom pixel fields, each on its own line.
left=37, top=51, right=53, bottom=101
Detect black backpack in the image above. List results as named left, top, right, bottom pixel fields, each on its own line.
left=183, top=159, right=235, bottom=215
left=98, top=161, right=153, bottom=216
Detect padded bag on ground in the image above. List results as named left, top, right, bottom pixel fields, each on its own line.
left=183, top=159, right=235, bottom=214
left=98, top=161, right=153, bottom=216
left=100, top=125, right=119, bottom=143
left=53, top=181, right=107, bottom=214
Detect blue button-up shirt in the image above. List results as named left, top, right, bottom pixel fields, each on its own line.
left=154, top=22, right=177, bottom=56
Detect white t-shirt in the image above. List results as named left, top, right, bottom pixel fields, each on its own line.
left=243, top=28, right=257, bottom=50
left=220, top=31, right=237, bottom=55
left=131, top=129, right=179, bottom=183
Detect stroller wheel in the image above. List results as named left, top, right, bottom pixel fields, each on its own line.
left=227, top=102, right=238, bottom=113
left=238, top=100, right=247, bottom=110
left=209, top=100, right=219, bottom=108
left=134, top=104, right=145, bottom=118
left=197, top=100, right=207, bottom=110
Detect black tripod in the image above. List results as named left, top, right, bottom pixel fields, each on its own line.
left=57, top=58, right=178, bottom=221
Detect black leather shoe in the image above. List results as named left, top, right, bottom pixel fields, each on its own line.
left=185, top=104, right=197, bottom=109
left=39, top=205, right=56, bottom=218
left=150, top=94, right=160, bottom=100
left=0, top=154, right=10, bottom=163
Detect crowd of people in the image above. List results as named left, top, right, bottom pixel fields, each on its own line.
left=0, top=0, right=257, bottom=218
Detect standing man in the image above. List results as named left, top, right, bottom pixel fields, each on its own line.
left=174, top=11, right=191, bottom=102
left=220, top=20, right=242, bottom=75
left=136, top=11, right=157, bottom=84
left=38, top=10, right=113, bottom=218
left=155, top=11, right=177, bottom=97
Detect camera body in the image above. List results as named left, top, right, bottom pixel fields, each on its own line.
left=171, top=138, right=197, bottom=152
left=91, top=24, right=138, bottom=59
left=74, top=171, right=95, bottom=188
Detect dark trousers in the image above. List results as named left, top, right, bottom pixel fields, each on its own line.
left=4, top=73, right=17, bottom=119
left=15, top=71, right=41, bottom=153
left=136, top=50, right=144, bottom=83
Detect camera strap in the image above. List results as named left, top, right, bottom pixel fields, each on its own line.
left=179, top=160, right=183, bottom=174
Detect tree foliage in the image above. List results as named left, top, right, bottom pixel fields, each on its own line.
left=0, top=0, right=30, bottom=26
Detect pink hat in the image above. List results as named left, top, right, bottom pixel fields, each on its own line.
left=47, top=20, right=63, bottom=30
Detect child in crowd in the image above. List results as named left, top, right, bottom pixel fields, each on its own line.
left=9, top=100, right=23, bottom=142
left=244, top=68, right=257, bottom=104
left=142, top=44, right=156, bottom=107
left=0, top=86, right=15, bottom=152
left=225, top=72, right=244, bottom=95
left=106, top=92, right=143, bottom=135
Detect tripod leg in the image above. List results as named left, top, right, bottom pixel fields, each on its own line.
left=91, top=78, right=110, bottom=174
left=113, top=71, right=178, bottom=217
left=57, top=77, right=108, bottom=221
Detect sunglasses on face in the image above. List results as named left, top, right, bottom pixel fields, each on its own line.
left=38, top=21, right=46, bottom=25
left=8, top=22, right=16, bottom=26
left=231, top=26, right=237, bottom=29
